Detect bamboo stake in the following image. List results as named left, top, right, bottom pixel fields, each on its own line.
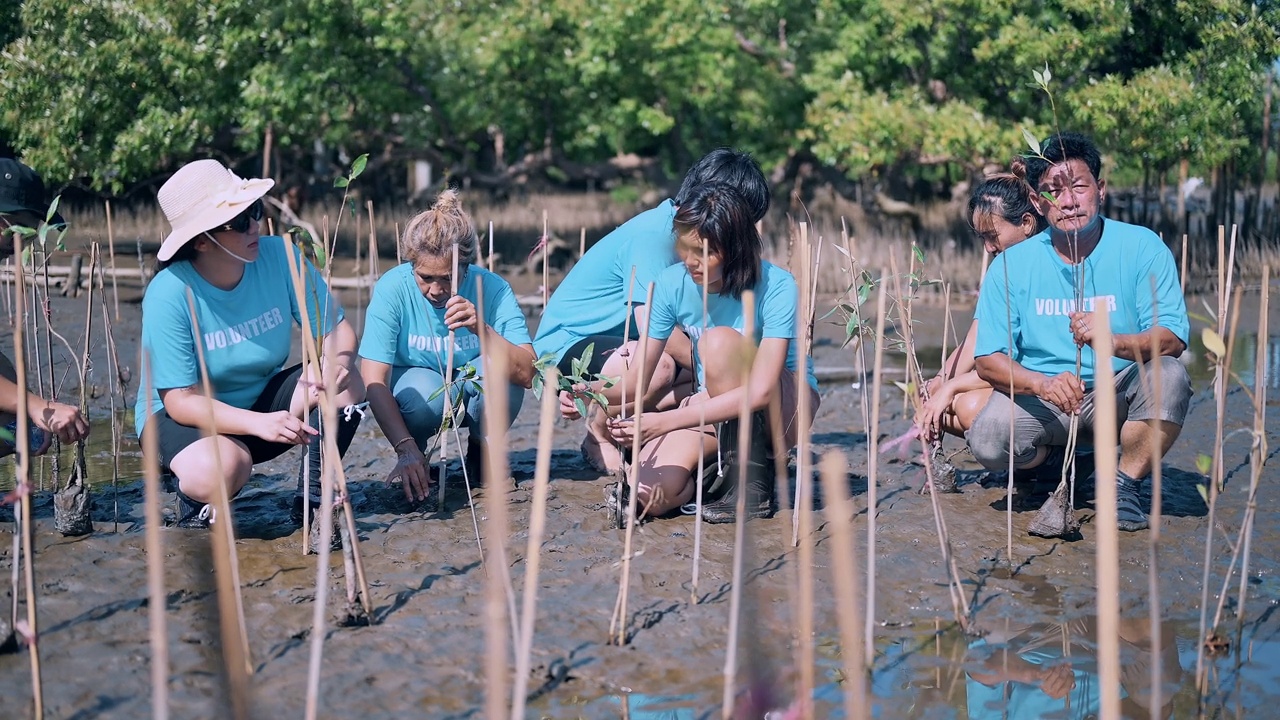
left=480, top=336, right=513, bottom=720
left=11, top=234, right=43, bottom=718
left=105, top=200, right=120, bottom=321
left=610, top=282, right=655, bottom=646
left=722, top=292, right=755, bottom=719
left=1090, top=305, right=1122, bottom=720
left=691, top=241, right=708, bottom=603
left=395, top=222, right=402, bottom=265
left=1180, top=234, right=1189, bottom=296
left=183, top=290, right=250, bottom=719
left=792, top=222, right=812, bottom=546
left=366, top=200, right=379, bottom=280
left=579, top=227, right=586, bottom=259
left=1233, top=265, right=1269, bottom=649
left=438, top=242, right=461, bottom=511
left=865, top=272, right=888, bottom=663
left=139, top=354, right=170, bottom=720
left=94, top=258, right=124, bottom=531
left=820, top=450, right=868, bottom=720
left=487, top=221, right=494, bottom=273
left=510, top=367, right=559, bottom=720
left=1146, top=277, right=1166, bottom=720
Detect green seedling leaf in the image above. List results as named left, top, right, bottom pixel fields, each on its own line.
left=912, top=244, right=925, bottom=265
left=830, top=242, right=852, bottom=260
left=46, top=195, right=61, bottom=223
left=1041, top=63, right=1051, bottom=85
left=1201, top=328, right=1227, bottom=359
left=0, top=427, right=14, bottom=444
left=1196, top=484, right=1209, bottom=505
left=1021, top=127, right=1041, bottom=156
left=574, top=397, right=589, bottom=419
left=1195, top=453, right=1213, bottom=475
left=350, top=153, right=369, bottom=181
left=333, top=176, right=349, bottom=189
left=8, top=225, right=36, bottom=238
left=1033, top=68, right=1045, bottom=87
left=532, top=375, right=544, bottom=398
left=579, top=343, right=595, bottom=374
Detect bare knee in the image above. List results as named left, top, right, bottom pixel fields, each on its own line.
left=171, top=437, right=253, bottom=504
left=699, top=328, right=751, bottom=396
left=952, top=389, right=991, bottom=434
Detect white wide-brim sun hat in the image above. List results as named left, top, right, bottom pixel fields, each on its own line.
left=157, top=159, right=275, bottom=262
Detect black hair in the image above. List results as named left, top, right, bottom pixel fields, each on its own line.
left=156, top=237, right=199, bottom=272
left=966, top=173, right=1048, bottom=234
left=675, top=148, right=770, bottom=222
left=673, top=183, right=761, bottom=299
left=1023, top=132, right=1103, bottom=188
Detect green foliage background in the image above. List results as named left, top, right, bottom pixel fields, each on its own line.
left=0, top=0, right=1276, bottom=192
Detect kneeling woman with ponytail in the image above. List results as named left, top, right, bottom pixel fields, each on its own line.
left=136, top=160, right=366, bottom=530
left=607, top=183, right=819, bottom=523
left=360, top=190, right=536, bottom=504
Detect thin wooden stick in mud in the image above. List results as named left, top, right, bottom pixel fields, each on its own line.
left=139, top=354, right=170, bottom=720
left=38, top=244, right=60, bottom=489
left=105, top=200, right=121, bottom=320
left=366, top=200, right=380, bottom=281
left=283, top=246, right=374, bottom=618
left=94, top=258, right=125, bottom=531
left=510, top=367, right=559, bottom=720
left=865, top=272, right=888, bottom=663
left=542, top=209, right=549, bottom=311
left=721, top=292, right=756, bottom=719
left=1145, top=277, right=1166, bottom=718
left=479, top=338, right=514, bottom=720
left=579, top=227, right=586, bottom=259
left=10, top=235, right=44, bottom=718
left=1180, top=234, right=1189, bottom=295
left=819, top=450, right=869, bottom=720
left=691, top=239, right=709, bottom=604
left=1089, top=306, right=1122, bottom=720
left=487, top=221, right=494, bottom=273
left=1233, top=265, right=1269, bottom=650
left=438, top=242, right=461, bottom=511
left=183, top=290, right=251, bottom=719
left=1196, top=286, right=1243, bottom=697
left=610, top=282, right=655, bottom=646
left=792, top=222, right=812, bottom=547
left=395, top=221, right=402, bottom=265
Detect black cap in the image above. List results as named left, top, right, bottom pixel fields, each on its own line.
left=0, top=159, right=65, bottom=226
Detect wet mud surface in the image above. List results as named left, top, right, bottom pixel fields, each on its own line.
left=0, top=285, right=1278, bottom=718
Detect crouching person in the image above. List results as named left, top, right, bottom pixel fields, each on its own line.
left=360, top=191, right=535, bottom=505
left=136, top=160, right=366, bottom=539
left=605, top=183, right=819, bottom=524
left=967, top=133, right=1192, bottom=532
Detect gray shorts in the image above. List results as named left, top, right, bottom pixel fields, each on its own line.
left=966, top=356, right=1193, bottom=471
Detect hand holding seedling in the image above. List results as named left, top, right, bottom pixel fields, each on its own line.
left=1036, top=662, right=1076, bottom=699
left=606, top=413, right=667, bottom=446
left=32, top=398, right=89, bottom=444
left=387, top=442, right=431, bottom=503
left=1035, top=371, right=1085, bottom=413
left=443, top=295, right=480, bottom=333
left=1068, top=311, right=1095, bottom=348
left=255, top=410, right=318, bottom=445
left=914, top=378, right=952, bottom=443
left=302, top=358, right=351, bottom=403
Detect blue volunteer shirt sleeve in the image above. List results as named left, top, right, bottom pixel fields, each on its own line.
left=141, top=277, right=200, bottom=392
left=483, top=269, right=533, bottom=347
left=359, top=272, right=402, bottom=365
left=626, top=226, right=679, bottom=306
left=645, top=266, right=682, bottom=341
left=1137, top=240, right=1191, bottom=347
left=973, top=254, right=1019, bottom=358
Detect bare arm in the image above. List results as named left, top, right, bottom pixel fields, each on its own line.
left=160, top=386, right=292, bottom=439
left=1069, top=313, right=1185, bottom=362
left=360, top=357, right=432, bottom=502
left=975, top=352, right=1084, bottom=414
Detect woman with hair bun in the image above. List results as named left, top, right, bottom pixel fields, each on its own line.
left=360, top=190, right=535, bottom=505
left=915, top=171, right=1047, bottom=442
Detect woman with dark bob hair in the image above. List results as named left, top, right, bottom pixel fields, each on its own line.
left=607, top=183, right=818, bottom=523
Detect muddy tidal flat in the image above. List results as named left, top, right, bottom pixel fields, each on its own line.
left=1, top=285, right=1279, bottom=719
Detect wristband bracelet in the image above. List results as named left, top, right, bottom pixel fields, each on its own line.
left=393, top=437, right=416, bottom=451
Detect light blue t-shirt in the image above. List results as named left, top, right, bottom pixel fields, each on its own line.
left=134, top=236, right=342, bottom=435
left=973, top=218, right=1189, bottom=387
left=533, top=200, right=678, bottom=363
left=647, top=261, right=818, bottom=391
left=965, top=637, right=1117, bottom=719
left=359, top=263, right=532, bottom=373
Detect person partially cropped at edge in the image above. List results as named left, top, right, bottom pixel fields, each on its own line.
left=967, top=132, right=1192, bottom=532
left=534, top=148, right=771, bottom=476
left=360, top=190, right=535, bottom=505
left=0, top=159, right=89, bottom=456
left=915, top=174, right=1047, bottom=442
left=135, top=160, right=366, bottom=534
left=606, top=183, right=819, bottom=524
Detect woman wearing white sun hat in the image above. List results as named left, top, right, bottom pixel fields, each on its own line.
left=134, top=159, right=366, bottom=531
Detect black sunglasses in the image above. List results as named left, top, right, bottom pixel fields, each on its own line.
left=217, top=199, right=265, bottom=234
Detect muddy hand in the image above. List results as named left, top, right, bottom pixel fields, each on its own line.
left=387, top=444, right=431, bottom=503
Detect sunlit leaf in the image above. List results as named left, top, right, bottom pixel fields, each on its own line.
left=333, top=176, right=349, bottom=188
left=1196, top=453, right=1213, bottom=475
left=911, top=244, right=925, bottom=265
left=1196, top=484, right=1209, bottom=505
left=574, top=397, right=588, bottom=418
left=1042, top=63, right=1052, bottom=85
left=45, top=196, right=61, bottom=223
left=350, top=153, right=369, bottom=180
left=1201, top=328, right=1227, bottom=359
left=1021, top=127, right=1041, bottom=156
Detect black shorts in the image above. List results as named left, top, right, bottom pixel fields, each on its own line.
left=556, top=335, right=626, bottom=376
left=147, top=364, right=306, bottom=470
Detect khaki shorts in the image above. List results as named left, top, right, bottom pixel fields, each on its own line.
left=680, top=368, right=820, bottom=450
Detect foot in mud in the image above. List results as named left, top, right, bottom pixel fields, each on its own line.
left=581, top=434, right=624, bottom=476
left=1115, top=472, right=1150, bottom=531
left=921, top=444, right=959, bottom=494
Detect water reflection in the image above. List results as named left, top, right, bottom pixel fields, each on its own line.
left=0, top=411, right=140, bottom=492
